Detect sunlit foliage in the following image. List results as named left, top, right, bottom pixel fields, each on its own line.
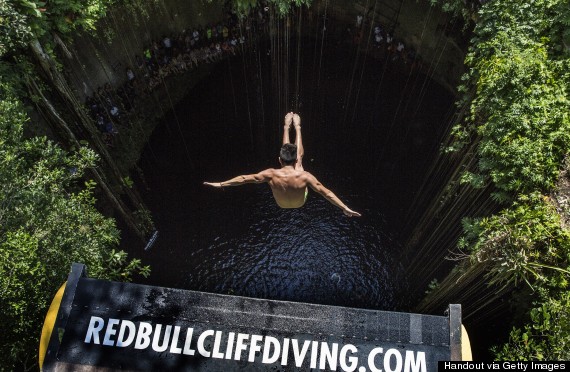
left=0, top=0, right=113, bottom=56
left=435, top=0, right=570, bottom=359
left=461, top=193, right=570, bottom=290
left=453, top=13, right=570, bottom=199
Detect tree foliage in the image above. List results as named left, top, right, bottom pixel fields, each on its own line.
left=0, top=0, right=35, bottom=54
left=452, top=4, right=570, bottom=199
left=493, top=290, right=570, bottom=360
left=461, top=193, right=570, bottom=291
left=436, top=0, right=570, bottom=359
left=221, top=0, right=312, bottom=17
left=0, top=85, right=149, bottom=371
left=0, top=0, right=113, bottom=56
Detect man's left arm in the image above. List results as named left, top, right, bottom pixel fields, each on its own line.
left=306, top=173, right=361, bottom=217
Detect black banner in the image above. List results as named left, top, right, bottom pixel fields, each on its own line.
left=43, top=264, right=460, bottom=371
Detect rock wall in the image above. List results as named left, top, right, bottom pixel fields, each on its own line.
left=320, top=0, right=466, bottom=92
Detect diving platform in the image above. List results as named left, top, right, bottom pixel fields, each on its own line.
left=41, top=263, right=470, bottom=371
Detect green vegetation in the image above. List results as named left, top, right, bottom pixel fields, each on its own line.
left=434, top=0, right=570, bottom=359
left=223, top=0, right=312, bottom=17
left=1, top=0, right=146, bottom=370
left=0, top=85, right=150, bottom=370
left=0, top=0, right=111, bottom=56
left=493, top=291, right=570, bottom=360
left=460, top=193, right=570, bottom=290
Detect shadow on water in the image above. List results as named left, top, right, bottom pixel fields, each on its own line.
left=133, top=35, right=453, bottom=312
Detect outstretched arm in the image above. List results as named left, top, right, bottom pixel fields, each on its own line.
left=306, top=173, right=361, bottom=217
left=204, top=169, right=274, bottom=188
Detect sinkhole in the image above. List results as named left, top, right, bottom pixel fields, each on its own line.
left=128, top=5, right=461, bottom=312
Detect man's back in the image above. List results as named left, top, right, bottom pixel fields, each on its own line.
left=266, top=166, right=308, bottom=209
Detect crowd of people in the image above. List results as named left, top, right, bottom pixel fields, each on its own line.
left=85, top=83, right=130, bottom=147
left=373, top=23, right=420, bottom=67
left=348, top=12, right=422, bottom=71
left=136, top=26, right=247, bottom=92
left=85, top=15, right=252, bottom=146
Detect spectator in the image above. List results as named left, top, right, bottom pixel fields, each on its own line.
left=214, top=43, right=222, bottom=59
left=396, top=41, right=405, bottom=61
left=396, top=41, right=405, bottom=53
left=185, top=49, right=199, bottom=68
left=192, top=28, right=200, bottom=45
left=353, top=29, right=362, bottom=45
left=126, top=67, right=135, bottom=82
left=143, top=48, right=153, bottom=71
left=374, top=30, right=383, bottom=47
left=116, top=86, right=133, bottom=112
left=135, top=55, right=145, bottom=70
left=110, top=105, right=121, bottom=122
left=206, top=25, right=212, bottom=40
left=162, top=36, right=172, bottom=60
left=185, top=33, right=193, bottom=50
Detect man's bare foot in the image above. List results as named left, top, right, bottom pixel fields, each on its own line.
left=284, top=112, right=294, bottom=129
left=293, top=113, right=301, bottom=129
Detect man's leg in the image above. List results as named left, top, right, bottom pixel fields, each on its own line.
left=283, top=112, right=293, bottom=145
left=293, top=113, right=304, bottom=170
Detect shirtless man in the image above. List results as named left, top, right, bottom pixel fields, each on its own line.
left=204, top=113, right=361, bottom=217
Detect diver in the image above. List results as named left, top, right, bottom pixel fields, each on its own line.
left=204, top=113, right=361, bottom=217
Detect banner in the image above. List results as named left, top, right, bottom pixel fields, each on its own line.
left=41, top=264, right=461, bottom=371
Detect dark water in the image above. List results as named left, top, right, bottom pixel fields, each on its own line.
left=134, top=34, right=454, bottom=312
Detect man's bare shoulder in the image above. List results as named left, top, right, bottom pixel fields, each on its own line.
left=249, top=168, right=276, bottom=183
left=259, top=168, right=277, bottom=177
left=299, top=170, right=316, bottom=179
left=301, top=171, right=327, bottom=190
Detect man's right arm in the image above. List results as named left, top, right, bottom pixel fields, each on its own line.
left=306, top=173, right=361, bottom=217
left=204, top=169, right=274, bottom=188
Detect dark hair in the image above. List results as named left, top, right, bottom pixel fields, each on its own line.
left=279, top=143, right=297, bottom=165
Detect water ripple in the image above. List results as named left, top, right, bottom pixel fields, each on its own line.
left=181, top=187, right=404, bottom=310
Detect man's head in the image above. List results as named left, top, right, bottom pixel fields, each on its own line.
left=279, top=143, right=297, bottom=166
